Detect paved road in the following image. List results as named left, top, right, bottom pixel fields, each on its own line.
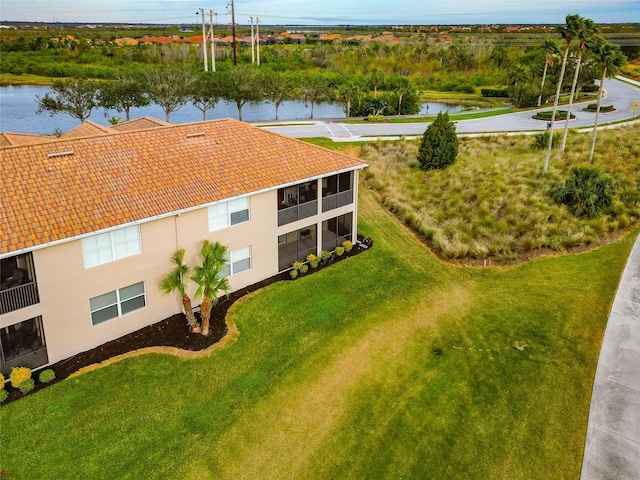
left=581, top=234, right=640, bottom=479
left=263, top=78, right=640, bottom=139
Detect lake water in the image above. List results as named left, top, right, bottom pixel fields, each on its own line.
left=0, top=85, right=464, bottom=135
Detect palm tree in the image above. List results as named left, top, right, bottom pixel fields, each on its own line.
left=159, top=249, right=200, bottom=333
left=338, top=82, right=359, bottom=118
left=544, top=14, right=584, bottom=173
left=589, top=43, right=626, bottom=162
left=191, top=240, right=230, bottom=336
left=560, top=18, right=601, bottom=153
left=537, top=40, right=559, bottom=107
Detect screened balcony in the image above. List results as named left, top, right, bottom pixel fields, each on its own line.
left=322, top=171, right=354, bottom=212
left=0, top=253, right=39, bottom=315
left=1, top=316, right=48, bottom=375
left=277, top=181, right=318, bottom=226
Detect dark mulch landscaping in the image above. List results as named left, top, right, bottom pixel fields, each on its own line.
left=3, top=240, right=370, bottom=405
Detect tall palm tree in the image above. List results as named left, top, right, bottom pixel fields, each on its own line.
left=537, top=40, right=559, bottom=107
left=544, top=14, right=584, bottom=173
left=159, top=249, right=200, bottom=333
left=191, top=240, right=230, bottom=336
left=589, top=43, right=626, bottom=162
left=560, top=18, right=601, bottom=153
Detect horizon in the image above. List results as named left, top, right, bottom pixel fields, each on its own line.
left=1, top=0, right=639, bottom=26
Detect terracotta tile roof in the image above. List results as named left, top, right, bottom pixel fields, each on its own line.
left=109, top=117, right=170, bottom=132
left=0, top=118, right=366, bottom=255
left=59, top=120, right=112, bottom=139
left=0, top=132, right=55, bottom=148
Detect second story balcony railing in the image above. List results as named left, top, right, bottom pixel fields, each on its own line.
left=278, top=200, right=318, bottom=226
left=322, top=189, right=353, bottom=212
left=0, top=282, right=40, bottom=315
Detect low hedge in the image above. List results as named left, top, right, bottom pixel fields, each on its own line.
left=532, top=110, right=575, bottom=121
left=581, top=84, right=599, bottom=92
left=481, top=88, right=509, bottom=97
left=584, top=104, right=614, bottom=113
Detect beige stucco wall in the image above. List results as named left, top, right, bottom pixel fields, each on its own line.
left=2, top=170, right=362, bottom=366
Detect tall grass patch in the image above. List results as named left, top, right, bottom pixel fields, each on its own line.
left=362, top=125, right=640, bottom=262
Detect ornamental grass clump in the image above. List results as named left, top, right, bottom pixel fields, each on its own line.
left=335, top=246, right=345, bottom=256
left=342, top=240, right=353, bottom=252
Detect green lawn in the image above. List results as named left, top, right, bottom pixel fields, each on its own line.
left=0, top=189, right=635, bottom=479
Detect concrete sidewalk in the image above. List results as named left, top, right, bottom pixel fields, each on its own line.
left=581, top=234, right=640, bottom=479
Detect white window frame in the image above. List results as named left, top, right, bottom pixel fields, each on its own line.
left=82, top=225, right=142, bottom=268
left=221, top=246, right=252, bottom=278
left=208, top=197, right=250, bottom=232
left=90, top=281, right=146, bottom=326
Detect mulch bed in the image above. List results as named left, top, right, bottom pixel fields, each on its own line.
left=3, top=239, right=370, bottom=405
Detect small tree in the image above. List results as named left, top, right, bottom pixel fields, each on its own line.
left=36, top=78, right=100, bottom=123
left=552, top=166, right=615, bottom=217
left=191, top=240, right=230, bottom=336
left=159, top=249, right=200, bottom=333
left=417, top=111, right=458, bottom=170
left=97, top=71, right=149, bottom=122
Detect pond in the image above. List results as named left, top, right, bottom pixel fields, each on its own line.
left=0, top=85, right=465, bottom=135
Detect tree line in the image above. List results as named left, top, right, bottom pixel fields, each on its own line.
left=35, top=65, right=423, bottom=124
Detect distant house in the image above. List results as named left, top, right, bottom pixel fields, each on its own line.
left=0, top=118, right=366, bottom=374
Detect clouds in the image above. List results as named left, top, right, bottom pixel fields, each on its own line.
left=1, top=0, right=638, bottom=24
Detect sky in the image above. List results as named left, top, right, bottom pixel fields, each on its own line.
left=1, top=0, right=639, bottom=25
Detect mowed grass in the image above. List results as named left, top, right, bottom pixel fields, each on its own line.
left=0, top=190, right=635, bottom=479
left=362, top=124, right=640, bottom=262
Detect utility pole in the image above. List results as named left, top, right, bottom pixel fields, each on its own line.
left=256, top=17, right=260, bottom=66
left=198, top=8, right=208, bottom=72
left=209, top=9, right=216, bottom=72
left=228, top=0, right=237, bottom=66
left=250, top=16, right=255, bottom=64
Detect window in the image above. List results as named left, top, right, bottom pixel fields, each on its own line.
left=221, top=247, right=252, bottom=278
left=208, top=197, right=250, bottom=232
left=90, top=282, right=146, bottom=326
left=82, top=225, right=141, bottom=268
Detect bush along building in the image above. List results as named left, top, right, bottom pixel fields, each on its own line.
left=0, top=117, right=366, bottom=374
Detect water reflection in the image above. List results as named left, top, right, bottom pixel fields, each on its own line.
left=0, top=84, right=464, bottom=135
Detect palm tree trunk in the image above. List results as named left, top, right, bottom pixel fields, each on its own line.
left=544, top=45, right=570, bottom=173
left=589, top=69, right=607, bottom=163
left=346, top=98, right=351, bottom=118
left=537, top=58, right=549, bottom=107
left=200, top=296, right=212, bottom=336
left=182, top=294, right=200, bottom=333
left=125, top=107, right=131, bottom=122
left=310, top=100, right=315, bottom=119
left=275, top=102, right=280, bottom=121
left=560, top=50, right=583, bottom=153
left=236, top=101, right=243, bottom=121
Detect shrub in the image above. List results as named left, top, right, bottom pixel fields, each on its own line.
left=481, top=88, right=509, bottom=97
left=335, top=246, right=345, bottom=256
left=300, top=264, right=309, bottom=274
left=18, top=378, right=35, bottom=395
left=417, top=111, right=458, bottom=171
left=367, top=114, right=385, bottom=122
left=10, top=366, right=31, bottom=389
left=292, top=261, right=303, bottom=271
left=508, top=84, right=539, bottom=107
left=0, top=389, right=7, bottom=403
left=320, top=250, right=332, bottom=262
left=306, top=254, right=319, bottom=268
left=38, top=369, right=56, bottom=384
left=290, top=269, right=298, bottom=279
left=532, top=111, right=575, bottom=121
left=531, top=131, right=561, bottom=150
left=582, top=84, right=599, bottom=92
left=584, top=103, right=614, bottom=112
left=552, top=166, right=616, bottom=217
left=342, top=240, right=353, bottom=252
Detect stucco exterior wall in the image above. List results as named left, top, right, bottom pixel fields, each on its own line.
left=2, top=171, right=361, bottom=367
